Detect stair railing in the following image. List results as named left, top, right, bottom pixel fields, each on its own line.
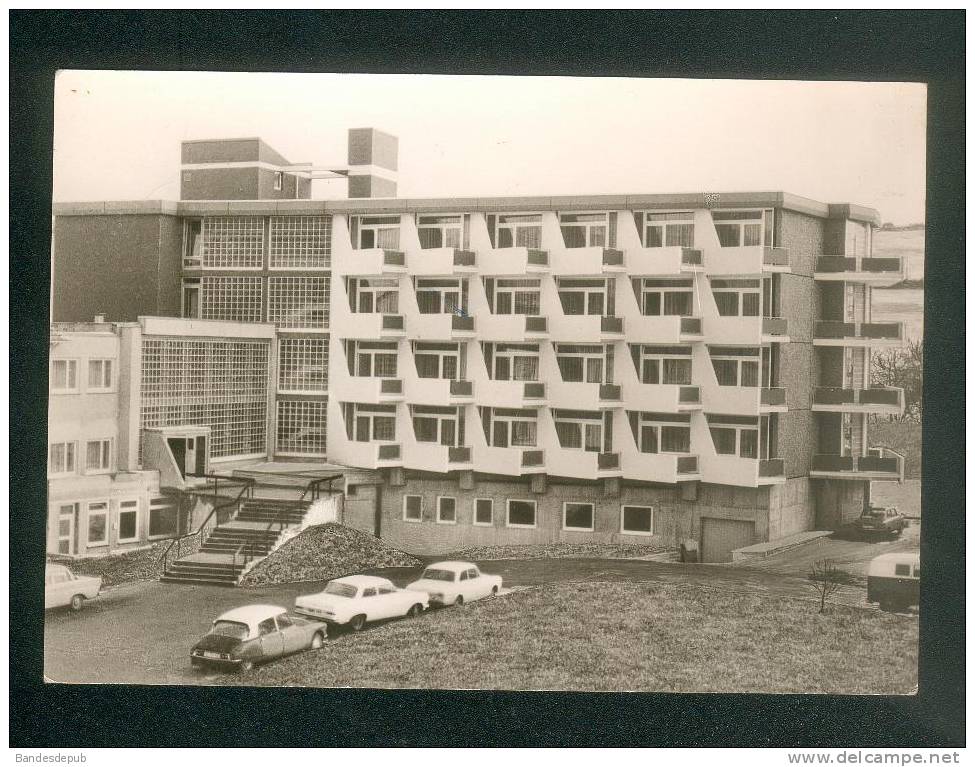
left=158, top=475, right=255, bottom=578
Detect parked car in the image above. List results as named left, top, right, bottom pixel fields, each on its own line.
left=406, top=561, right=502, bottom=607
left=853, top=506, right=909, bottom=539
left=867, top=551, right=920, bottom=611
left=45, top=563, right=101, bottom=611
left=190, top=604, right=327, bottom=672
left=293, top=575, right=428, bottom=632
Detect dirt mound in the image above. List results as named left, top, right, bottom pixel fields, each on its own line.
left=446, top=542, right=669, bottom=561
left=240, top=524, right=421, bottom=587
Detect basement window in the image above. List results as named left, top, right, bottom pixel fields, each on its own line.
left=437, top=497, right=457, bottom=525
left=403, top=495, right=422, bottom=522
left=563, top=502, right=594, bottom=532
left=621, top=505, right=654, bottom=536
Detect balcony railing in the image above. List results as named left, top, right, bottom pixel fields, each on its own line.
left=381, top=314, right=405, bottom=331
left=814, top=256, right=903, bottom=274
left=451, top=315, right=475, bottom=332
left=760, top=387, right=786, bottom=406
left=521, top=450, right=545, bottom=468
left=453, top=250, right=476, bottom=268
left=597, top=451, right=620, bottom=470
left=681, top=249, right=703, bottom=266
left=526, top=249, right=549, bottom=267
left=811, top=450, right=903, bottom=476
left=447, top=446, right=472, bottom=464
left=762, top=247, right=790, bottom=268
left=813, top=387, right=903, bottom=407
left=523, top=382, right=546, bottom=400
left=377, top=443, right=401, bottom=461
left=762, top=317, right=789, bottom=337
left=759, top=458, right=785, bottom=477
left=525, top=315, right=548, bottom=333
left=678, top=386, right=701, bottom=404
left=599, top=383, right=622, bottom=401
left=814, top=321, right=903, bottom=341
left=676, top=455, right=699, bottom=474
left=602, top=248, right=624, bottom=267
left=382, top=250, right=405, bottom=267
left=449, top=379, right=473, bottom=397
left=379, top=378, right=403, bottom=395
left=680, top=317, right=703, bottom=335
left=600, top=315, right=624, bottom=334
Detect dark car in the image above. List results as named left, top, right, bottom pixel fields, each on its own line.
left=853, top=506, right=908, bottom=539
left=190, top=604, right=327, bottom=672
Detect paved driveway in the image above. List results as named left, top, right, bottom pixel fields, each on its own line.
left=44, top=522, right=916, bottom=687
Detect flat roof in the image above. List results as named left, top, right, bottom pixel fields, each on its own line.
left=52, top=190, right=881, bottom=224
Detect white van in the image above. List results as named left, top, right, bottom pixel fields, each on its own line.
left=866, top=551, right=919, bottom=611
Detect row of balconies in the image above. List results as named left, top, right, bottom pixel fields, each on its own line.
left=812, top=321, right=904, bottom=347
left=809, top=447, right=905, bottom=482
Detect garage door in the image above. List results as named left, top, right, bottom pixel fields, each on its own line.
left=700, top=518, right=756, bottom=563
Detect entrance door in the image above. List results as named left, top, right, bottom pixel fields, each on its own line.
left=700, top=518, right=756, bottom=563
left=195, top=437, right=207, bottom=474
left=57, top=504, right=76, bottom=555
left=168, top=438, right=187, bottom=477
left=117, top=501, right=139, bottom=544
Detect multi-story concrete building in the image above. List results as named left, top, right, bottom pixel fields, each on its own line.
left=50, top=130, right=907, bottom=562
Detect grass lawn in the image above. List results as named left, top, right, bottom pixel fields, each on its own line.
left=232, top=581, right=918, bottom=693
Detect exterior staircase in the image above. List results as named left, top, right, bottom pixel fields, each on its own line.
left=160, top=497, right=311, bottom=586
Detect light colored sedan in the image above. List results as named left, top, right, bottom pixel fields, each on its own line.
left=406, top=561, right=502, bottom=607
left=45, top=564, right=101, bottom=611
left=294, top=574, right=429, bottom=632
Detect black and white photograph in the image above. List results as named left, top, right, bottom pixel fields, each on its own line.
left=42, top=70, right=927, bottom=694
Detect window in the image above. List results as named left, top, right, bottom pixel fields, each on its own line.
left=117, top=500, right=139, bottom=543
left=345, top=340, right=398, bottom=379
left=710, top=349, right=760, bottom=387
left=415, top=278, right=467, bottom=315
left=411, top=405, right=463, bottom=446
left=629, top=412, right=692, bottom=454
left=486, top=344, right=540, bottom=382
left=417, top=214, right=466, bottom=249
left=474, top=498, right=494, bottom=526
left=635, top=279, right=693, bottom=317
left=258, top=618, right=277, bottom=636
left=183, top=281, right=200, bottom=319
left=553, top=409, right=608, bottom=452
left=711, top=279, right=762, bottom=319
left=273, top=171, right=283, bottom=191
left=148, top=495, right=180, bottom=538
left=894, top=563, right=911, bottom=577
left=437, top=497, right=457, bottom=524
left=362, top=587, right=378, bottom=598
left=487, top=278, right=541, bottom=315
left=347, top=278, right=400, bottom=315
left=49, top=442, right=76, bottom=474
left=51, top=360, right=78, bottom=392
left=200, top=276, right=264, bottom=323
left=707, top=416, right=761, bottom=459
left=88, top=359, right=113, bottom=390
left=638, top=211, right=694, bottom=248
left=621, top=505, right=654, bottom=536
left=412, top=342, right=464, bottom=380
left=276, top=400, right=327, bottom=456
left=483, top=408, right=538, bottom=448
left=86, top=502, right=108, bottom=547
left=559, top=212, right=615, bottom=248
left=556, top=344, right=611, bottom=384
left=276, top=613, right=293, bottom=630
left=279, top=338, right=329, bottom=392
left=563, top=502, right=594, bottom=531
left=403, top=495, right=422, bottom=522
left=56, top=504, right=77, bottom=555
left=711, top=210, right=773, bottom=248
left=202, top=217, right=265, bottom=269
left=268, top=276, right=329, bottom=330
left=269, top=216, right=331, bottom=269
left=557, top=278, right=613, bottom=316
left=343, top=403, right=397, bottom=443
left=632, top=345, right=692, bottom=385
left=85, top=439, right=112, bottom=473
left=491, top=213, right=542, bottom=249
left=184, top=219, right=202, bottom=267
left=354, top=215, right=401, bottom=250
left=507, top=499, right=537, bottom=528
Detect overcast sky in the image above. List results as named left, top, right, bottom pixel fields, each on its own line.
left=53, top=71, right=927, bottom=224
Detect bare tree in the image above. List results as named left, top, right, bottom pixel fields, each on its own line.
left=807, top=558, right=849, bottom=613
left=871, top=339, right=923, bottom=423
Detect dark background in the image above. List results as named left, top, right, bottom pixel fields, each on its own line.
left=10, top=10, right=965, bottom=748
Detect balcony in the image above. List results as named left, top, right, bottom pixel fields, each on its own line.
left=334, top=248, right=407, bottom=276
left=340, top=313, right=406, bottom=340
left=474, top=379, right=547, bottom=409
left=546, top=448, right=621, bottom=480
left=705, top=315, right=788, bottom=346
left=478, top=247, right=549, bottom=276
left=813, top=321, right=904, bottom=348
left=478, top=314, right=549, bottom=342
left=402, top=442, right=473, bottom=473
left=810, top=448, right=905, bottom=482
left=814, top=256, right=905, bottom=287
left=548, top=380, right=624, bottom=410
left=521, top=449, right=546, bottom=474
left=332, top=375, right=404, bottom=403
left=760, top=387, right=787, bottom=412
left=626, top=247, right=704, bottom=276
left=620, top=450, right=701, bottom=484
left=548, top=314, right=624, bottom=343
left=700, top=454, right=787, bottom=487
left=619, top=314, right=703, bottom=345
left=473, top=444, right=524, bottom=476
left=705, top=246, right=791, bottom=275
left=409, top=248, right=478, bottom=276
left=403, top=376, right=474, bottom=406
left=812, top=386, right=905, bottom=414
left=333, top=440, right=403, bottom=470
left=410, top=313, right=477, bottom=340
left=550, top=247, right=627, bottom=276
